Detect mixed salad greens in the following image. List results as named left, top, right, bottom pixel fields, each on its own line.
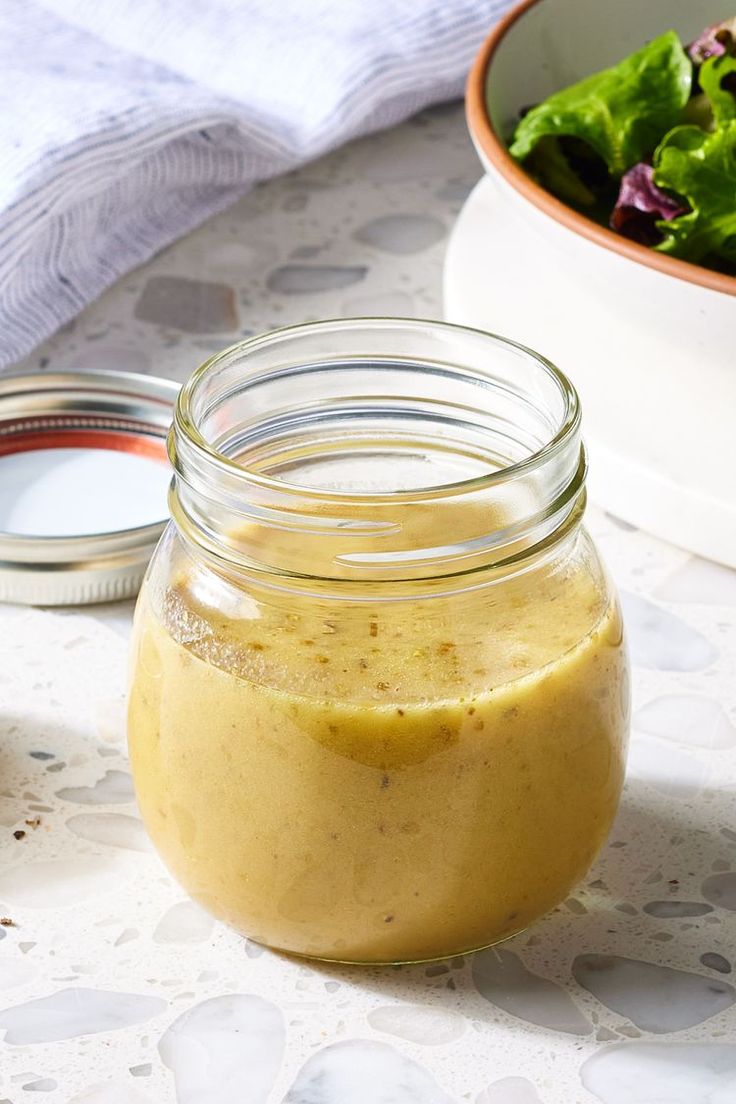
left=508, top=19, right=736, bottom=274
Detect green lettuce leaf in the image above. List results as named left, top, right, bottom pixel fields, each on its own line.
left=524, top=136, right=597, bottom=207
left=654, top=122, right=736, bottom=262
left=510, top=31, right=692, bottom=177
left=699, top=53, right=736, bottom=125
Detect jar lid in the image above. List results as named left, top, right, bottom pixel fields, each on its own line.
left=0, top=370, right=178, bottom=606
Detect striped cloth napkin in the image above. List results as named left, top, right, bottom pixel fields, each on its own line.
left=0, top=0, right=511, bottom=368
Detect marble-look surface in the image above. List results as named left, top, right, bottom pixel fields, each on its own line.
left=2, top=104, right=736, bottom=1103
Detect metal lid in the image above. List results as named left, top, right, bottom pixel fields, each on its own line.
left=0, top=370, right=178, bottom=606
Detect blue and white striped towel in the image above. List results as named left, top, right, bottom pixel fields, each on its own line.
left=0, top=0, right=511, bottom=367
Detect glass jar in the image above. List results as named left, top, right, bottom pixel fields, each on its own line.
left=128, top=318, right=629, bottom=964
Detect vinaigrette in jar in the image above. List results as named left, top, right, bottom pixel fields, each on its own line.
left=128, top=320, right=629, bottom=963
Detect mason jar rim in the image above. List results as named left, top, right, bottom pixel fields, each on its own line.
left=173, top=317, right=581, bottom=502
left=168, top=317, right=587, bottom=587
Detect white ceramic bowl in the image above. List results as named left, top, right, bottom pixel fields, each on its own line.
left=467, top=0, right=736, bottom=302
left=460, top=0, right=736, bottom=565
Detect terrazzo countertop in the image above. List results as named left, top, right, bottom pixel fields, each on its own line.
left=2, top=104, right=736, bottom=1104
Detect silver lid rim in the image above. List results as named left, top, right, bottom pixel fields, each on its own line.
left=0, top=520, right=169, bottom=562
left=0, top=369, right=178, bottom=606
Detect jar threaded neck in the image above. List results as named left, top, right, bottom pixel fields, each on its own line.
left=169, top=318, right=585, bottom=588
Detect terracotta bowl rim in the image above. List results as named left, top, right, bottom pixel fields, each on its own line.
left=466, top=0, right=736, bottom=299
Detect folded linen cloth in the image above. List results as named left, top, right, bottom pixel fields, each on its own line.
left=0, top=0, right=511, bottom=367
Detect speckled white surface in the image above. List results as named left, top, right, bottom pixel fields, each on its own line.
left=1, top=104, right=736, bottom=1104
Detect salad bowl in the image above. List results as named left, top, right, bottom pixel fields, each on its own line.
left=456, top=0, right=736, bottom=566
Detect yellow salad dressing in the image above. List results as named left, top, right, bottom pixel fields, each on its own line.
left=128, top=504, right=628, bottom=963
